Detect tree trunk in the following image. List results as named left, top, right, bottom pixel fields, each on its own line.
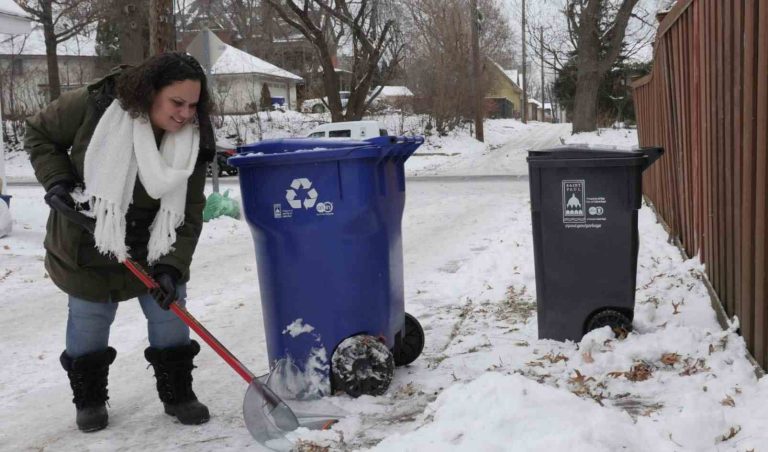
left=572, top=69, right=601, bottom=133
left=319, top=57, right=343, bottom=122
left=41, top=0, right=61, bottom=101
left=149, top=0, right=176, bottom=56
left=121, top=0, right=149, bottom=65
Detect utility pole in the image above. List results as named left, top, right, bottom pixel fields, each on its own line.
left=521, top=0, right=527, bottom=124
left=470, top=0, right=484, bottom=142
left=540, top=26, right=545, bottom=122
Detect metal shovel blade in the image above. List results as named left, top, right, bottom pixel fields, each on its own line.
left=243, top=380, right=300, bottom=449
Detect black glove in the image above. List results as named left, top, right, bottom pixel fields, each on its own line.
left=149, top=265, right=181, bottom=310
left=44, top=180, right=75, bottom=208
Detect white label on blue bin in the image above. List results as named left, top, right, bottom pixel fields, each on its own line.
left=276, top=177, right=334, bottom=219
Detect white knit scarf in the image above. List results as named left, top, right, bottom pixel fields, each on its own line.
left=82, top=99, right=200, bottom=263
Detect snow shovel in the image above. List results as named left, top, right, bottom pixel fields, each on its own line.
left=49, top=195, right=312, bottom=445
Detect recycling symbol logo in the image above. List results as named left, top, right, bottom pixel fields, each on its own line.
left=285, top=178, right=318, bottom=209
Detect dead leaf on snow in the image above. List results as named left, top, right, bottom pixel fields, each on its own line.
left=660, top=353, right=680, bottom=366
left=626, top=362, right=654, bottom=382
left=720, top=395, right=735, bottom=407
left=679, top=358, right=710, bottom=376
left=568, top=369, right=595, bottom=386
left=715, top=425, right=741, bottom=443
left=582, top=351, right=594, bottom=363
left=607, top=371, right=625, bottom=379
left=542, top=353, right=569, bottom=364
left=295, top=440, right=331, bottom=452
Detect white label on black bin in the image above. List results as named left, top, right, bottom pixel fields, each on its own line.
left=562, top=180, right=586, bottom=223
left=274, top=177, right=334, bottom=219
left=562, top=180, right=606, bottom=229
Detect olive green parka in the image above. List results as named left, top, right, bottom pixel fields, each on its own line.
left=25, top=69, right=214, bottom=302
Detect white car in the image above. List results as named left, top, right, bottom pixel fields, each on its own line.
left=306, top=120, right=388, bottom=140
left=301, top=91, right=351, bottom=113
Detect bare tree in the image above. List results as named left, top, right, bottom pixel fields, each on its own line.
left=264, top=0, right=404, bottom=122
left=567, top=0, right=640, bottom=132
left=17, top=0, right=102, bottom=100
left=405, top=0, right=515, bottom=134
left=523, top=0, right=652, bottom=132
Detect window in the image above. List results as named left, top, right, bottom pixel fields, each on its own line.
left=308, top=132, right=326, bottom=138
left=329, top=130, right=351, bottom=138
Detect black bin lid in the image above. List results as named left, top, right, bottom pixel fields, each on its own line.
left=528, top=145, right=644, bottom=160
left=527, top=145, right=664, bottom=171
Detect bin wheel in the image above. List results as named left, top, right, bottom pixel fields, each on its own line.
left=394, top=312, right=425, bottom=366
left=585, top=309, right=633, bottom=338
left=331, top=335, right=394, bottom=398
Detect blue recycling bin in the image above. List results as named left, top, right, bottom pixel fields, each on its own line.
left=229, top=136, right=425, bottom=397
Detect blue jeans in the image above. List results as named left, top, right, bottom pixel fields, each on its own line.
left=66, top=285, right=190, bottom=358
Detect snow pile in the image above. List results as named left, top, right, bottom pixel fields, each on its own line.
left=371, top=372, right=645, bottom=452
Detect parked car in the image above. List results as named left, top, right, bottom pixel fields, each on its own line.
left=306, top=120, right=388, bottom=140
left=207, top=141, right=238, bottom=177
left=301, top=91, right=351, bottom=113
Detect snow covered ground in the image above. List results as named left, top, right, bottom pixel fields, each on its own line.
left=2, top=121, right=766, bottom=451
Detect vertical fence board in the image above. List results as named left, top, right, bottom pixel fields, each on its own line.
left=754, top=0, right=768, bottom=365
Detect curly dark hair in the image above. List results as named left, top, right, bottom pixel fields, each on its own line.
left=115, top=52, right=215, bottom=161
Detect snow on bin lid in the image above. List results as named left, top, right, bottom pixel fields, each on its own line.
left=229, top=136, right=424, bottom=168
left=229, top=139, right=383, bottom=168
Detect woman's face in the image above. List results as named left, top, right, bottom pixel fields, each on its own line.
left=149, top=79, right=201, bottom=133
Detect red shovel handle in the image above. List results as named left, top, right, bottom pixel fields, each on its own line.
left=122, top=259, right=256, bottom=384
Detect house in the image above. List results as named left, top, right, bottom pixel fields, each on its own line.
left=187, top=30, right=303, bottom=114
left=1, top=0, right=32, bottom=194
left=543, top=102, right=567, bottom=123
left=0, top=25, right=98, bottom=118
left=485, top=59, right=524, bottom=119
left=526, top=98, right=542, bottom=122
left=372, top=85, right=413, bottom=109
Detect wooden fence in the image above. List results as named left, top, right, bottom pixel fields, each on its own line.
left=632, top=0, right=768, bottom=367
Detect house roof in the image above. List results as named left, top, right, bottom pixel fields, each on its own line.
left=373, top=86, right=414, bottom=97
left=528, top=98, right=542, bottom=107
left=0, top=24, right=96, bottom=56
left=0, top=0, right=31, bottom=35
left=211, top=43, right=302, bottom=81
left=488, top=59, right=522, bottom=91
left=0, top=0, right=26, bottom=18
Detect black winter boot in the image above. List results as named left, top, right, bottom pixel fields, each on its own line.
left=144, top=340, right=210, bottom=425
left=60, top=347, right=117, bottom=432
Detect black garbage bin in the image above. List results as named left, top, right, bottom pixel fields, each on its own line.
left=527, top=146, right=663, bottom=342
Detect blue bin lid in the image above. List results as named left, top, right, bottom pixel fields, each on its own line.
left=229, top=136, right=424, bottom=168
